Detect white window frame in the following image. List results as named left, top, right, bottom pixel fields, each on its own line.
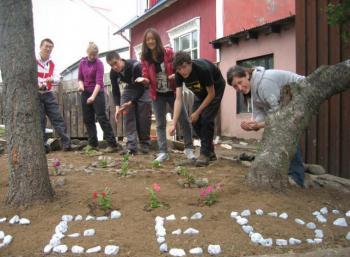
left=167, top=17, right=200, bottom=59
left=133, top=43, right=142, bottom=60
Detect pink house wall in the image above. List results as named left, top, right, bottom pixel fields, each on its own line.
left=219, top=24, right=296, bottom=139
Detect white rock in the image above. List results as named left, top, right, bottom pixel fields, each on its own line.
left=52, top=232, right=65, bottom=240
left=181, top=216, right=188, bottom=220
left=19, top=218, right=30, bottom=225
left=105, top=245, right=119, bottom=255
left=276, top=239, right=288, bottom=246
left=312, top=211, right=321, bottom=216
left=157, top=236, right=165, bottom=244
left=68, top=233, right=80, bottom=238
left=9, top=215, right=19, bottom=224
left=83, top=228, right=95, bottom=236
left=268, top=212, right=278, bottom=217
left=261, top=238, right=273, bottom=247
left=306, top=239, right=315, bottom=244
left=241, top=209, right=251, bottom=217
left=166, top=214, right=176, bottom=221
left=320, top=207, right=328, bottom=215
left=160, top=243, right=168, bottom=253
left=0, top=231, right=4, bottom=239
left=172, top=229, right=182, bottom=235
left=3, top=235, right=13, bottom=245
left=314, top=238, right=323, bottom=244
left=53, top=244, right=68, bottom=253
left=156, top=228, right=166, bottom=237
left=43, top=244, right=53, bottom=254
left=169, top=248, right=186, bottom=256
left=49, top=237, right=61, bottom=247
left=295, top=218, right=305, bottom=225
left=71, top=245, right=84, bottom=254
left=155, top=216, right=164, bottom=223
left=0, top=217, right=6, bottom=223
left=242, top=225, right=254, bottom=234
left=61, top=215, right=74, bottom=222
left=346, top=232, right=350, bottom=240
left=255, top=209, right=264, bottom=216
left=96, top=216, right=109, bottom=221
left=208, top=245, right=221, bottom=255
left=289, top=238, right=302, bottom=245
left=230, top=211, right=239, bottom=219
left=315, top=229, right=324, bottom=238
left=183, top=228, right=199, bottom=235
left=333, top=218, right=348, bottom=227
left=111, top=210, right=122, bottom=220
left=306, top=222, right=316, bottom=229
left=279, top=213, right=288, bottom=219
left=250, top=233, right=263, bottom=244
left=55, top=223, right=68, bottom=234
left=316, top=214, right=327, bottom=223
left=237, top=217, right=248, bottom=225
left=191, top=212, right=203, bottom=220
left=190, top=247, right=203, bottom=255
left=74, top=215, right=83, bottom=221
left=86, top=245, right=102, bottom=253
left=332, top=209, right=340, bottom=215
left=85, top=215, right=95, bottom=221
left=346, top=210, right=350, bottom=217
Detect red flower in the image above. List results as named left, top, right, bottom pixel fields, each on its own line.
left=92, top=191, right=98, bottom=200
left=152, top=183, right=161, bottom=192
left=101, top=192, right=107, bottom=198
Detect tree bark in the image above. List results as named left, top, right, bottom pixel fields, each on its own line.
left=247, top=60, right=350, bottom=189
left=0, top=0, right=54, bottom=205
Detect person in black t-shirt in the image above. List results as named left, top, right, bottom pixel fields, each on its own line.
left=170, top=51, right=226, bottom=166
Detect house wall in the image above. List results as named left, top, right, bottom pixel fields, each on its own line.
left=219, top=24, right=296, bottom=139
left=130, top=0, right=216, bottom=61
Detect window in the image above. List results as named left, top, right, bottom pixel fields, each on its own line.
left=236, top=54, right=274, bottom=113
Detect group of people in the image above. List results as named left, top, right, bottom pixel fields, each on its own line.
left=36, top=28, right=306, bottom=186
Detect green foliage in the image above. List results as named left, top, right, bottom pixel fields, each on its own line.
left=120, top=153, right=129, bottom=177
left=0, top=127, right=5, bottom=137
left=84, top=145, right=98, bottom=156
left=152, top=160, right=161, bottom=169
left=327, top=0, right=350, bottom=41
left=92, top=188, right=112, bottom=211
left=176, top=166, right=195, bottom=185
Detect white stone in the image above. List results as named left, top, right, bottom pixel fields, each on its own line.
left=83, top=228, right=95, bottom=236
left=74, top=215, right=83, bottom=221
left=49, top=237, right=61, bottom=247
left=190, top=247, right=203, bottom=255
left=230, top=211, right=239, bottom=219
left=314, top=238, right=323, bottom=244
left=250, top=233, right=263, bottom=244
left=237, top=217, right=248, bottom=225
left=71, top=245, right=84, bottom=254
left=306, top=239, right=315, bottom=244
left=289, top=238, right=302, bottom=245
left=184, top=228, right=199, bottom=235
left=191, top=212, right=203, bottom=220
left=86, top=245, right=102, bottom=253
left=276, top=239, right=288, bottom=246
left=315, top=229, right=324, bottom=238
left=268, top=212, right=278, bottom=217
left=96, top=216, right=109, bottom=221
left=169, top=248, right=186, bottom=256
left=111, top=210, right=122, bottom=220
left=172, top=229, right=182, bottom=235
left=255, top=209, right=264, bottom=216
left=332, top=210, right=340, bottom=215
left=157, top=236, right=165, bottom=244
left=295, top=218, right=305, bottom=225
left=55, top=223, right=68, bottom=234
left=9, top=215, right=19, bottom=224
left=3, top=235, right=13, bottom=245
left=155, top=216, right=164, bottom=223
left=0, top=231, right=4, bottom=239
left=156, top=228, right=166, bottom=237
left=320, top=207, right=328, bottom=215
left=306, top=222, right=316, bottom=229
left=53, top=244, right=68, bottom=253
left=346, top=232, right=350, bottom=240
left=242, top=225, right=254, bottom=234
left=85, top=215, right=95, bottom=221
left=312, top=211, right=321, bottom=216
left=52, top=232, right=65, bottom=240
left=43, top=244, right=53, bottom=254
left=261, top=238, right=273, bottom=247
left=181, top=216, right=188, bottom=220
left=0, top=217, right=6, bottom=223
left=208, top=245, right=221, bottom=255
left=19, top=218, right=30, bottom=225
left=166, top=214, right=176, bottom=221
left=241, top=209, right=251, bottom=217
left=333, top=218, right=348, bottom=227
left=316, top=214, right=327, bottom=223
left=68, top=233, right=80, bottom=238
left=160, top=243, right=168, bottom=253
left=346, top=210, right=350, bottom=217
left=61, top=215, right=74, bottom=222
left=279, top=213, right=288, bottom=219
left=105, top=245, right=119, bottom=255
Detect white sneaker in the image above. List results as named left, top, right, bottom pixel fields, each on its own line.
left=155, top=152, right=170, bottom=162
left=184, top=148, right=196, bottom=160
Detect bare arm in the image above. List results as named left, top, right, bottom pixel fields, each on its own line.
left=169, top=87, right=183, bottom=135
left=189, top=85, right=215, bottom=123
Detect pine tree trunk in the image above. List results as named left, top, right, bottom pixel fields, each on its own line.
left=0, top=0, right=54, bottom=205
left=247, top=60, right=350, bottom=189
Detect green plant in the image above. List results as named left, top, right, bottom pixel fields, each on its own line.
left=176, top=166, right=195, bottom=185
left=152, top=160, right=161, bottom=169
left=199, top=183, right=223, bottom=206
left=92, top=188, right=112, bottom=211
left=120, top=153, right=129, bottom=177
left=84, top=145, right=98, bottom=156
left=327, top=0, right=350, bottom=41
left=99, top=158, right=108, bottom=168
left=146, top=183, right=162, bottom=208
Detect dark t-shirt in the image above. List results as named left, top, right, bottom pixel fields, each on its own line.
left=175, top=59, right=225, bottom=100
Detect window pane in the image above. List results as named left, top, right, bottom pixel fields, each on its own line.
left=174, top=38, right=179, bottom=51
left=191, top=49, right=198, bottom=59
left=192, top=30, right=198, bottom=48
left=180, top=34, right=190, bottom=50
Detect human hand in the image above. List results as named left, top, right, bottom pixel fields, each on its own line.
left=78, top=85, right=84, bottom=92
left=87, top=96, right=95, bottom=104
left=114, top=106, right=120, bottom=122
left=117, top=101, right=132, bottom=115
left=241, top=121, right=260, bottom=131
left=189, top=111, right=200, bottom=123
left=135, top=77, right=146, bottom=84
left=169, top=125, right=176, bottom=136
left=168, top=74, right=175, bottom=80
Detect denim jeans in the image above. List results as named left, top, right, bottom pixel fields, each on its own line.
left=288, top=145, right=305, bottom=186
left=152, top=93, right=193, bottom=153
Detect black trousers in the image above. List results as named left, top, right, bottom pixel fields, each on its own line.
left=81, top=91, right=117, bottom=147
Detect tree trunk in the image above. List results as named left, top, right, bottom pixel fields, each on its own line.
left=247, top=60, right=350, bottom=189
left=0, top=0, right=54, bottom=205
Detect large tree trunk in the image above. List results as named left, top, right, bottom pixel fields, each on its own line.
left=0, top=0, right=54, bottom=205
left=247, top=60, right=350, bottom=189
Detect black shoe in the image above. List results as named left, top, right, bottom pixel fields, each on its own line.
left=139, top=145, right=150, bottom=154
left=120, top=149, right=137, bottom=156
left=239, top=152, right=255, bottom=161
left=209, top=152, right=217, bottom=161
left=195, top=154, right=210, bottom=167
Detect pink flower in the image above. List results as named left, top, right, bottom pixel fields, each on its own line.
left=200, top=188, right=207, bottom=198
left=152, top=183, right=161, bottom=192
left=206, top=186, right=214, bottom=194
left=92, top=191, right=98, bottom=200
left=101, top=192, right=107, bottom=198
left=52, top=159, right=60, bottom=168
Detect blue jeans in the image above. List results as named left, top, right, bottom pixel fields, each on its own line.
left=288, top=145, right=305, bottom=186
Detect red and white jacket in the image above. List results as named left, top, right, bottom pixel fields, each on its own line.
left=37, top=54, right=60, bottom=91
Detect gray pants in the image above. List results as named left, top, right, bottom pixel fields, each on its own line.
left=121, top=88, right=151, bottom=151
left=39, top=91, right=70, bottom=148
left=152, top=93, right=193, bottom=153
